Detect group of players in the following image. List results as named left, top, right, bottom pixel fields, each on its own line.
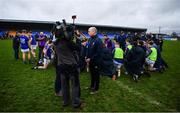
left=75, top=30, right=168, bottom=83
left=11, top=28, right=169, bottom=108
left=12, top=29, right=168, bottom=82
left=12, top=30, right=54, bottom=69
left=98, top=31, right=168, bottom=82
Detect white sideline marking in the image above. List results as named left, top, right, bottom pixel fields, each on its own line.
left=115, top=81, right=161, bottom=106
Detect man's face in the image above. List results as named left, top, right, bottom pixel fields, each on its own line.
left=40, top=32, right=43, bottom=35
left=88, top=29, right=95, bottom=37
left=28, top=33, right=31, bottom=36
left=21, top=32, right=25, bottom=35
left=104, top=36, right=108, bottom=39
left=17, top=33, right=20, bottom=36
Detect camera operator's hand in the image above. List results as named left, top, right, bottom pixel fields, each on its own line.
left=74, top=30, right=81, bottom=39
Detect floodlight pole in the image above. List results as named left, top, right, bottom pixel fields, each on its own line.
left=159, top=26, right=161, bottom=34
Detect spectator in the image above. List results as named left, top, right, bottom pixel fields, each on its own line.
left=12, top=32, right=20, bottom=60
left=37, top=32, right=46, bottom=61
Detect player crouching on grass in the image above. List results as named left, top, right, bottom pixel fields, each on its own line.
left=32, top=39, right=54, bottom=69
left=19, top=30, right=31, bottom=64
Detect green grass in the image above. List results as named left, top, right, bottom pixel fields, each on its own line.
left=0, top=39, right=180, bottom=112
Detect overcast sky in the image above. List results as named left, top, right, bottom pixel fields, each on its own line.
left=0, top=0, right=180, bottom=33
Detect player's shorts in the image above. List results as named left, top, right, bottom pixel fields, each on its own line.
left=31, top=45, right=37, bottom=50
left=146, top=58, right=155, bottom=65
left=44, top=57, right=50, bottom=65
left=21, top=48, right=29, bottom=53
left=113, top=60, right=123, bottom=70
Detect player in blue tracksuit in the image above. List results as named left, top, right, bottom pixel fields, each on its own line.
left=19, top=30, right=31, bottom=64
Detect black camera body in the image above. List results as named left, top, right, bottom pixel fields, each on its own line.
left=53, top=19, right=75, bottom=41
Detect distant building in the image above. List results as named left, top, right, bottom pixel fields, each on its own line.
left=0, top=19, right=147, bottom=38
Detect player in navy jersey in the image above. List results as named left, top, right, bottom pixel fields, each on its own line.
left=19, top=30, right=31, bottom=64
left=29, top=31, right=37, bottom=62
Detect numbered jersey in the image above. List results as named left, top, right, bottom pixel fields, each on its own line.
left=44, top=43, right=53, bottom=59
left=31, top=35, right=37, bottom=45
left=20, top=35, right=29, bottom=49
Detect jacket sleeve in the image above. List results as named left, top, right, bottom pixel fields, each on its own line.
left=86, top=39, right=91, bottom=59
left=146, top=49, right=152, bottom=57
left=67, top=38, right=81, bottom=52
left=91, top=39, right=103, bottom=63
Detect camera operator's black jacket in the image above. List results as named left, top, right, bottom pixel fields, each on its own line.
left=55, top=38, right=81, bottom=66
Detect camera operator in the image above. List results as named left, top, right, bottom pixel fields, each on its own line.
left=53, top=20, right=82, bottom=108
